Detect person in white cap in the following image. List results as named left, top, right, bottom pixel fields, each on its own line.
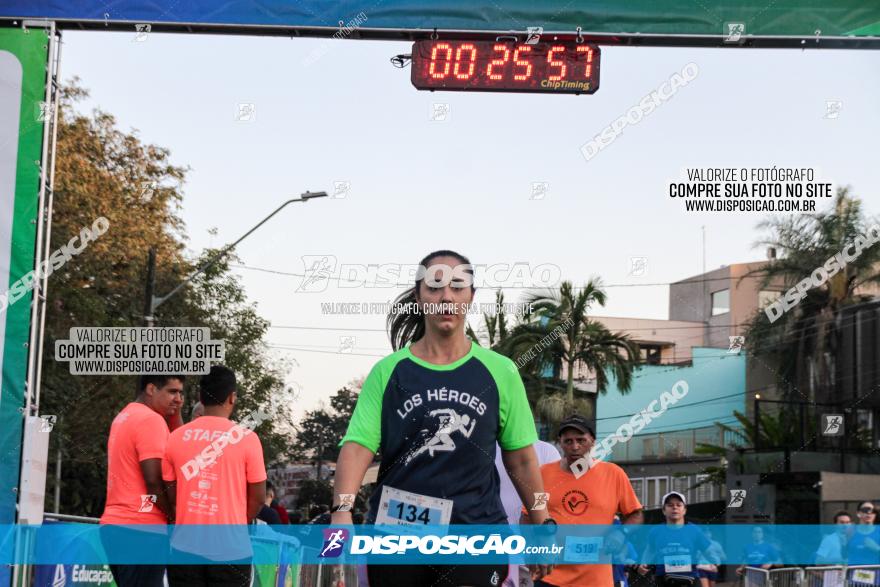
left=637, top=491, right=710, bottom=586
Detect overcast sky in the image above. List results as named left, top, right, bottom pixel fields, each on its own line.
left=59, top=30, right=880, bottom=415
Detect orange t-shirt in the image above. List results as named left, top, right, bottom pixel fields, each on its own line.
left=100, top=402, right=169, bottom=525
left=538, top=460, right=642, bottom=587
left=162, top=416, right=266, bottom=525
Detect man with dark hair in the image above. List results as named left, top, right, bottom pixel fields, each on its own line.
left=138, top=375, right=186, bottom=433
left=162, top=365, right=267, bottom=587
left=101, top=374, right=185, bottom=587
left=531, top=414, right=643, bottom=587
left=815, top=511, right=853, bottom=564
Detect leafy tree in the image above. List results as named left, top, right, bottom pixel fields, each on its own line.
left=744, top=188, right=880, bottom=400
left=290, top=382, right=361, bottom=464
left=295, top=479, right=333, bottom=512
left=40, top=80, right=293, bottom=516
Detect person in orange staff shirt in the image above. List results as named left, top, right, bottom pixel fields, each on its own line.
left=530, top=414, right=643, bottom=587
left=100, top=374, right=185, bottom=587
left=162, top=365, right=267, bottom=587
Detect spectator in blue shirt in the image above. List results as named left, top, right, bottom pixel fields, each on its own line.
left=607, top=517, right=637, bottom=587
left=847, top=501, right=880, bottom=566
left=637, top=492, right=710, bottom=586
left=815, top=511, right=852, bottom=565
left=696, top=527, right=726, bottom=587
left=735, top=527, right=780, bottom=577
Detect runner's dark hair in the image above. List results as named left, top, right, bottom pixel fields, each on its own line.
left=200, top=364, right=237, bottom=406
left=387, top=250, right=475, bottom=351
left=833, top=510, right=851, bottom=523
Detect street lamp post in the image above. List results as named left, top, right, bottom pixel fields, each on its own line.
left=144, top=190, right=327, bottom=325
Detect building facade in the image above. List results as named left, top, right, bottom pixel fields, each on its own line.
left=585, top=263, right=777, bottom=513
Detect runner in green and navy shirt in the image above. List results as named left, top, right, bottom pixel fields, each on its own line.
left=331, top=250, right=553, bottom=587
left=344, top=339, right=538, bottom=525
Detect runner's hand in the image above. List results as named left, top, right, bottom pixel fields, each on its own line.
left=165, top=411, right=184, bottom=431
left=529, top=564, right=553, bottom=580
left=637, top=564, right=650, bottom=575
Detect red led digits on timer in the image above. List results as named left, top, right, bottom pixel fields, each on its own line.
left=453, top=44, right=477, bottom=79
left=429, top=43, right=452, bottom=79
left=547, top=46, right=566, bottom=80
left=487, top=44, right=510, bottom=80
left=512, top=45, right=533, bottom=80
left=577, top=44, right=594, bottom=79
left=419, top=41, right=599, bottom=90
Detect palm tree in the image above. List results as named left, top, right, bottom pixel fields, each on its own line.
left=466, top=290, right=510, bottom=347
left=499, top=279, right=638, bottom=429
left=744, top=188, right=880, bottom=400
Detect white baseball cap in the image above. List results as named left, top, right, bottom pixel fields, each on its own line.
left=662, top=491, right=687, bottom=506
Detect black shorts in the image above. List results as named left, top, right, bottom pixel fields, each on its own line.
left=108, top=564, right=166, bottom=587
left=166, top=563, right=252, bottom=587
left=166, top=548, right=252, bottom=587
left=367, top=564, right=507, bottom=587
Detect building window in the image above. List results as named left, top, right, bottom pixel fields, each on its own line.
left=694, top=474, right=714, bottom=502
left=711, top=289, right=730, bottom=316
left=642, top=436, right=659, bottom=459
left=646, top=476, right=669, bottom=508
left=672, top=475, right=690, bottom=502
left=639, top=344, right=663, bottom=365
left=758, top=290, right=781, bottom=308
left=629, top=478, right=644, bottom=504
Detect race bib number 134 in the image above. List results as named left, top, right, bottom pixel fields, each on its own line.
left=375, top=486, right=453, bottom=529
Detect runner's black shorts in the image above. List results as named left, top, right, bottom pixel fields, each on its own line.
left=367, top=563, right=508, bottom=587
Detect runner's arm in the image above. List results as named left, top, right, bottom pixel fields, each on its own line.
left=140, top=458, right=173, bottom=520
left=247, top=481, right=266, bottom=522
left=637, top=544, right=653, bottom=575
left=501, top=446, right=549, bottom=524
left=331, top=441, right=374, bottom=524
left=164, top=480, right=176, bottom=523
left=621, top=509, right=643, bottom=525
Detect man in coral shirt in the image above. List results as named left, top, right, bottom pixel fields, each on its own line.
left=100, top=374, right=185, bottom=587
left=533, top=415, right=643, bottom=587
left=162, top=365, right=267, bottom=587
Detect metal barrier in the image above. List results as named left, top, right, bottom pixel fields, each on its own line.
left=36, top=517, right=303, bottom=587
left=296, top=547, right=360, bottom=587
left=744, top=566, right=770, bottom=587
left=769, top=567, right=804, bottom=587
left=44, top=513, right=100, bottom=523
left=804, top=566, right=846, bottom=587
left=847, top=566, right=880, bottom=586
left=296, top=564, right=360, bottom=587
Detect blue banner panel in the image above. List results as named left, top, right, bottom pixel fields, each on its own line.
left=1, top=524, right=879, bottom=566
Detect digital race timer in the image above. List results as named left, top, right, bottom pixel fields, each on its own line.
left=410, top=40, right=600, bottom=94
